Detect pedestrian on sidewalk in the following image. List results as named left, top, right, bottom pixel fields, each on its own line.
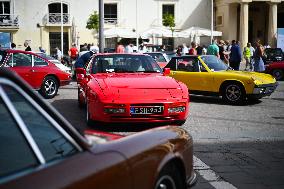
left=229, top=40, right=242, bottom=70
left=207, top=39, right=220, bottom=58
left=243, top=43, right=253, bottom=71
left=253, top=40, right=265, bottom=72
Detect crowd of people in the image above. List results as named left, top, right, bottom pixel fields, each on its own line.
left=7, top=38, right=269, bottom=73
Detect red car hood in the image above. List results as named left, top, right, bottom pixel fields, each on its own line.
left=92, top=73, right=185, bottom=100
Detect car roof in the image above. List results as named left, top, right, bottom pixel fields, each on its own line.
left=0, top=68, right=91, bottom=149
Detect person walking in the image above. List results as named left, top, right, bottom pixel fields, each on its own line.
left=188, top=41, right=197, bottom=55
left=68, top=43, right=79, bottom=63
left=243, top=43, right=252, bottom=71
left=116, top=42, right=125, bottom=53
left=24, top=41, right=31, bottom=51
left=207, top=39, right=220, bottom=58
left=253, top=40, right=265, bottom=72
left=229, top=40, right=242, bottom=70
left=182, top=43, right=189, bottom=55
left=55, top=47, right=62, bottom=61
left=11, top=43, right=16, bottom=49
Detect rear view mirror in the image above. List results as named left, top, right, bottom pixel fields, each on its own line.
left=163, top=68, right=170, bottom=75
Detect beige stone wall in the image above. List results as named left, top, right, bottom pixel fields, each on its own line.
left=1, top=0, right=211, bottom=54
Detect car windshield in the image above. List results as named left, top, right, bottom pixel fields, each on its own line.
left=36, top=53, right=57, bottom=61
left=91, top=54, right=162, bottom=74
left=145, top=53, right=167, bottom=62
left=265, top=48, right=283, bottom=57
left=201, top=55, right=229, bottom=71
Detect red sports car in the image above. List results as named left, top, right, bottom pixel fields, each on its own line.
left=0, top=49, right=71, bottom=98
left=265, top=61, right=284, bottom=80
left=77, top=53, right=189, bottom=126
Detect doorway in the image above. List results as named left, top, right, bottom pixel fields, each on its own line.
left=49, top=32, right=69, bottom=56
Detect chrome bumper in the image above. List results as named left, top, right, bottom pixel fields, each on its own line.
left=252, top=82, right=278, bottom=96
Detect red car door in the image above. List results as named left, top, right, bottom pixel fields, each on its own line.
left=6, top=52, right=35, bottom=88
left=31, top=55, right=50, bottom=89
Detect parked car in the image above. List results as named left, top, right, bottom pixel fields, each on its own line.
left=77, top=53, right=189, bottom=126
left=0, top=49, right=71, bottom=99
left=165, top=55, right=278, bottom=104
left=263, top=48, right=284, bottom=64
left=144, top=52, right=169, bottom=68
left=0, top=68, right=196, bottom=189
left=265, top=61, right=284, bottom=80
left=35, top=52, right=72, bottom=74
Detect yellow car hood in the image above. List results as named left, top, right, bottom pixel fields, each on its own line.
left=224, top=70, right=276, bottom=85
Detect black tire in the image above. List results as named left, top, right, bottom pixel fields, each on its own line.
left=221, top=82, right=246, bottom=104
left=175, top=120, right=186, bottom=126
left=154, top=164, right=186, bottom=189
left=272, top=69, right=283, bottom=80
left=39, top=76, right=58, bottom=99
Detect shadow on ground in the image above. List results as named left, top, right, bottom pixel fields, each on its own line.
left=190, top=95, right=262, bottom=106
left=51, top=99, right=172, bottom=133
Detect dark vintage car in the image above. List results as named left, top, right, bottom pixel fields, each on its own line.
left=0, top=68, right=196, bottom=188
left=263, top=48, right=284, bottom=64
left=265, top=61, right=284, bottom=80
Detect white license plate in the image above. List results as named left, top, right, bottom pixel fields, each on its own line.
left=130, top=106, right=164, bottom=114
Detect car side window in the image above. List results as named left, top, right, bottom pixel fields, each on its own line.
left=3, top=85, right=79, bottom=162
left=165, top=59, right=177, bottom=70
left=34, top=56, right=48, bottom=66
left=0, top=97, right=38, bottom=178
left=8, top=53, right=32, bottom=67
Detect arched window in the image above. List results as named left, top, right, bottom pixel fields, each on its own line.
left=48, top=2, right=69, bottom=24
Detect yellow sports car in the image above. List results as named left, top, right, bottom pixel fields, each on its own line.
left=165, top=55, right=278, bottom=104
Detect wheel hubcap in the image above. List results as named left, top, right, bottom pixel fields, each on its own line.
left=44, top=79, right=56, bottom=95
left=155, top=175, right=176, bottom=189
left=226, top=85, right=241, bottom=101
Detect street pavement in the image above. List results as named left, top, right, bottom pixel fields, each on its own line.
left=47, top=78, right=284, bottom=189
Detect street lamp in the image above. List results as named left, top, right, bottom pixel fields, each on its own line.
left=61, top=0, right=64, bottom=54
left=99, top=0, right=105, bottom=52
left=210, top=0, right=214, bottom=44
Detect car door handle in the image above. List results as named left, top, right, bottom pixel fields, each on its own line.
left=30, top=69, right=35, bottom=72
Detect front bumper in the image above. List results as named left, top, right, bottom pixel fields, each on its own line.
left=250, top=82, right=278, bottom=98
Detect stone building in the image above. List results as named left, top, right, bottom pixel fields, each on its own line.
left=0, top=0, right=211, bottom=54
left=215, top=0, right=284, bottom=48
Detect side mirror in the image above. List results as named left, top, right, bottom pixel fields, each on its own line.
left=163, top=68, right=170, bottom=76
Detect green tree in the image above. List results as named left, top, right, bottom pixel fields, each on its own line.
left=163, top=13, right=175, bottom=34
left=86, top=11, right=99, bottom=32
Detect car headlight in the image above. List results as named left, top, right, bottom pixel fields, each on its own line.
left=104, top=108, right=126, bottom=114
left=104, top=104, right=126, bottom=114
left=253, top=88, right=265, bottom=94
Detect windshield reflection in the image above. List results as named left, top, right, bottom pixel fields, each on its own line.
left=201, top=55, right=230, bottom=71
left=92, top=54, right=162, bottom=74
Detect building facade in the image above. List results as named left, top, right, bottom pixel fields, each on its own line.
left=215, top=0, right=284, bottom=48
left=0, top=0, right=212, bottom=54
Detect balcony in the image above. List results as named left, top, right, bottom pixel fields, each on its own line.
left=43, top=13, right=71, bottom=26
left=0, top=14, right=19, bottom=29
left=104, top=18, right=117, bottom=25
